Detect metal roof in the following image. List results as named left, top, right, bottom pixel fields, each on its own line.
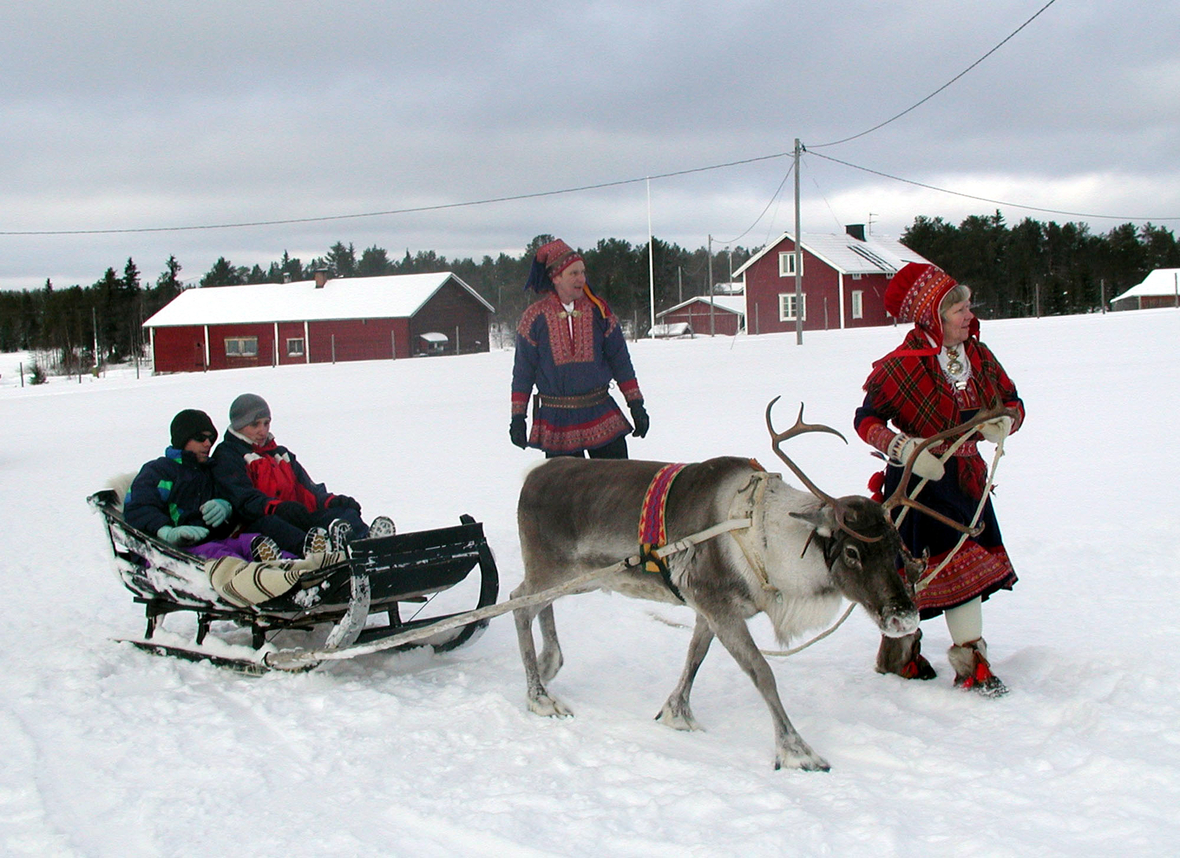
left=732, top=231, right=932, bottom=278
left=656, top=295, right=746, bottom=318
left=143, top=272, right=493, bottom=328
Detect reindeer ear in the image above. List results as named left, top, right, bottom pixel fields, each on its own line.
left=788, top=507, right=834, bottom=538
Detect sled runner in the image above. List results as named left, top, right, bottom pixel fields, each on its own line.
left=88, top=487, right=499, bottom=673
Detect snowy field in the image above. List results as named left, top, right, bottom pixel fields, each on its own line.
left=2, top=308, right=1178, bottom=857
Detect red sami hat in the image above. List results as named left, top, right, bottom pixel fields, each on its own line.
left=885, top=262, right=957, bottom=325
left=536, top=238, right=583, bottom=278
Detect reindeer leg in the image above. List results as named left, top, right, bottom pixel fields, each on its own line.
left=511, top=586, right=573, bottom=718
left=536, top=604, right=564, bottom=682
left=707, top=611, right=830, bottom=772
left=656, top=612, right=713, bottom=731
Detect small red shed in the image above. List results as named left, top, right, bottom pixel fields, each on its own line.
left=1111, top=269, right=1180, bottom=311
left=655, top=295, right=746, bottom=337
left=143, top=271, right=494, bottom=373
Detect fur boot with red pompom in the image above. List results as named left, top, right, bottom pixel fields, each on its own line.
left=876, top=627, right=937, bottom=680
left=948, top=638, right=1008, bottom=697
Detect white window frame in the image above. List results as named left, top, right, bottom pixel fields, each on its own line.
left=225, top=336, right=258, bottom=357
left=778, top=251, right=803, bottom=278
left=778, top=292, right=806, bottom=322
left=851, top=290, right=864, bottom=320
left=286, top=337, right=305, bottom=357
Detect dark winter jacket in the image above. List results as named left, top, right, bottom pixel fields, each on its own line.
left=124, top=447, right=234, bottom=538
left=212, top=431, right=335, bottom=523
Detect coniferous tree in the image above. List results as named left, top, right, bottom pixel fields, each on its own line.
left=201, top=257, right=246, bottom=287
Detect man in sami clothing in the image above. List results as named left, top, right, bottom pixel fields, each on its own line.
left=510, top=238, right=649, bottom=458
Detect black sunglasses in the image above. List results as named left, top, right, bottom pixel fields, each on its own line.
left=192, top=432, right=217, bottom=443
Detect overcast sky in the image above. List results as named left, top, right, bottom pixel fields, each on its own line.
left=2, top=1, right=1177, bottom=291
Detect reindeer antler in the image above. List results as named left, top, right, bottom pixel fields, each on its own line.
left=880, top=404, right=1020, bottom=536
left=765, top=397, right=882, bottom=542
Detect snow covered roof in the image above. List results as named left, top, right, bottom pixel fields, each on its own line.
left=143, top=272, right=493, bottom=328
left=657, top=295, right=746, bottom=318
left=1112, top=268, right=1180, bottom=302
left=732, top=231, right=932, bottom=278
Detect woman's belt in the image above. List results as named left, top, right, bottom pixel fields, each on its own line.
left=929, top=439, right=979, bottom=458
left=535, top=386, right=611, bottom=409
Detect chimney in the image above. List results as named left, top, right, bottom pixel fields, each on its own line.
left=313, top=268, right=330, bottom=288
left=845, top=224, right=866, bottom=242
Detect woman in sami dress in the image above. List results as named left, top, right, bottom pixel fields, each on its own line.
left=855, top=262, right=1025, bottom=696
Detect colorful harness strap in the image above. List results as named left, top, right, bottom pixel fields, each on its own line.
left=638, top=463, right=688, bottom=600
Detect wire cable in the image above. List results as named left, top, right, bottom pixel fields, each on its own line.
left=807, top=149, right=1180, bottom=222
left=0, top=151, right=794, bottom=237
left=810, top=0, right=1059, bottom=149
left=710, top=163, right=794, bottom=246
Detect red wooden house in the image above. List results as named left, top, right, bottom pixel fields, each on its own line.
left=143, top=271, right=494, bottom=373
left=733, top=225, right=933, bottom=334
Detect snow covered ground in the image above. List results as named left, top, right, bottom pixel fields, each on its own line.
left=2, top=308, right=1177, bottom=857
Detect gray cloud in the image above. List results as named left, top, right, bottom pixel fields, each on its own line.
left=2, top=1, right=1178, bottom=290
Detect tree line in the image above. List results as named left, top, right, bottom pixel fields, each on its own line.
left=901, top=213, right=1178, bottom=318
left=3, top=212, right=1175, bottom=371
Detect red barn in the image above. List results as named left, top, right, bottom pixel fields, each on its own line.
left=655, top=296, right=745, bottom=336
left=143, top=271, right=494, bottom=373
left=1111, top=268, right=1180, bottom=311
left=733, top=226, right=933, bottom=334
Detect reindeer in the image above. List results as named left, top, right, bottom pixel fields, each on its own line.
left=512, top=399, right=945, bottom=771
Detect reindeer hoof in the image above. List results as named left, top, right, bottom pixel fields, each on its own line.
left=775, top=748, right=831, bottom=772
left=528, top=693, right=573, bottom=718
left=655, top=703, right=701, bottom=732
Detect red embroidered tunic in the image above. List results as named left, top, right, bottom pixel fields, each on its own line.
left=512, top=292, right=642, bottom=454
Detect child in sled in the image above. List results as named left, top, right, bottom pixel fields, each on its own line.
left=212, top=393, right=394, bottom=557
left=124, top=408, right=289, bottom=563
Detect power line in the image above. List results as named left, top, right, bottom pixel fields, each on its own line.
left=710, top=163, right=795, bottom=246
left=807, top=150, right=1180, bottom=222
left=811, top=0, right=1060, bottom=149
left=0, top=151, right=793, bottom=238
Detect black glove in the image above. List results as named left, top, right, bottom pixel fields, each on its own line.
left=273, top=501, right=314, bottom=530
left=510, top=414, right=528, bottom=449
left=328, top=494, right=362, bottom=514
left=629, top=401, right=650, bottom=438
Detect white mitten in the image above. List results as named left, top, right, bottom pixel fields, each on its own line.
left=978, top=415, right=1012, bottom=444
left=888, top=434, right=945, bottom=482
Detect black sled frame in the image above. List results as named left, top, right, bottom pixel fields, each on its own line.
left=88, top=489, right=499, bottom=673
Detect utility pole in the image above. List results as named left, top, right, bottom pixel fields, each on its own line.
left=707, top=234, right=715, bottom=336
left=794, top=138, right=804, bottom=345
left=647, top=178, right=655, bottom=336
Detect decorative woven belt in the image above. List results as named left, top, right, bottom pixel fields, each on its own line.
left=535, top=386, right=610, bottom=409
left=929, top=439, right=979, bottom=458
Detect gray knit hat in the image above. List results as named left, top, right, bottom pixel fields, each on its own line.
left=229, top=393, right=271, bottom=431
